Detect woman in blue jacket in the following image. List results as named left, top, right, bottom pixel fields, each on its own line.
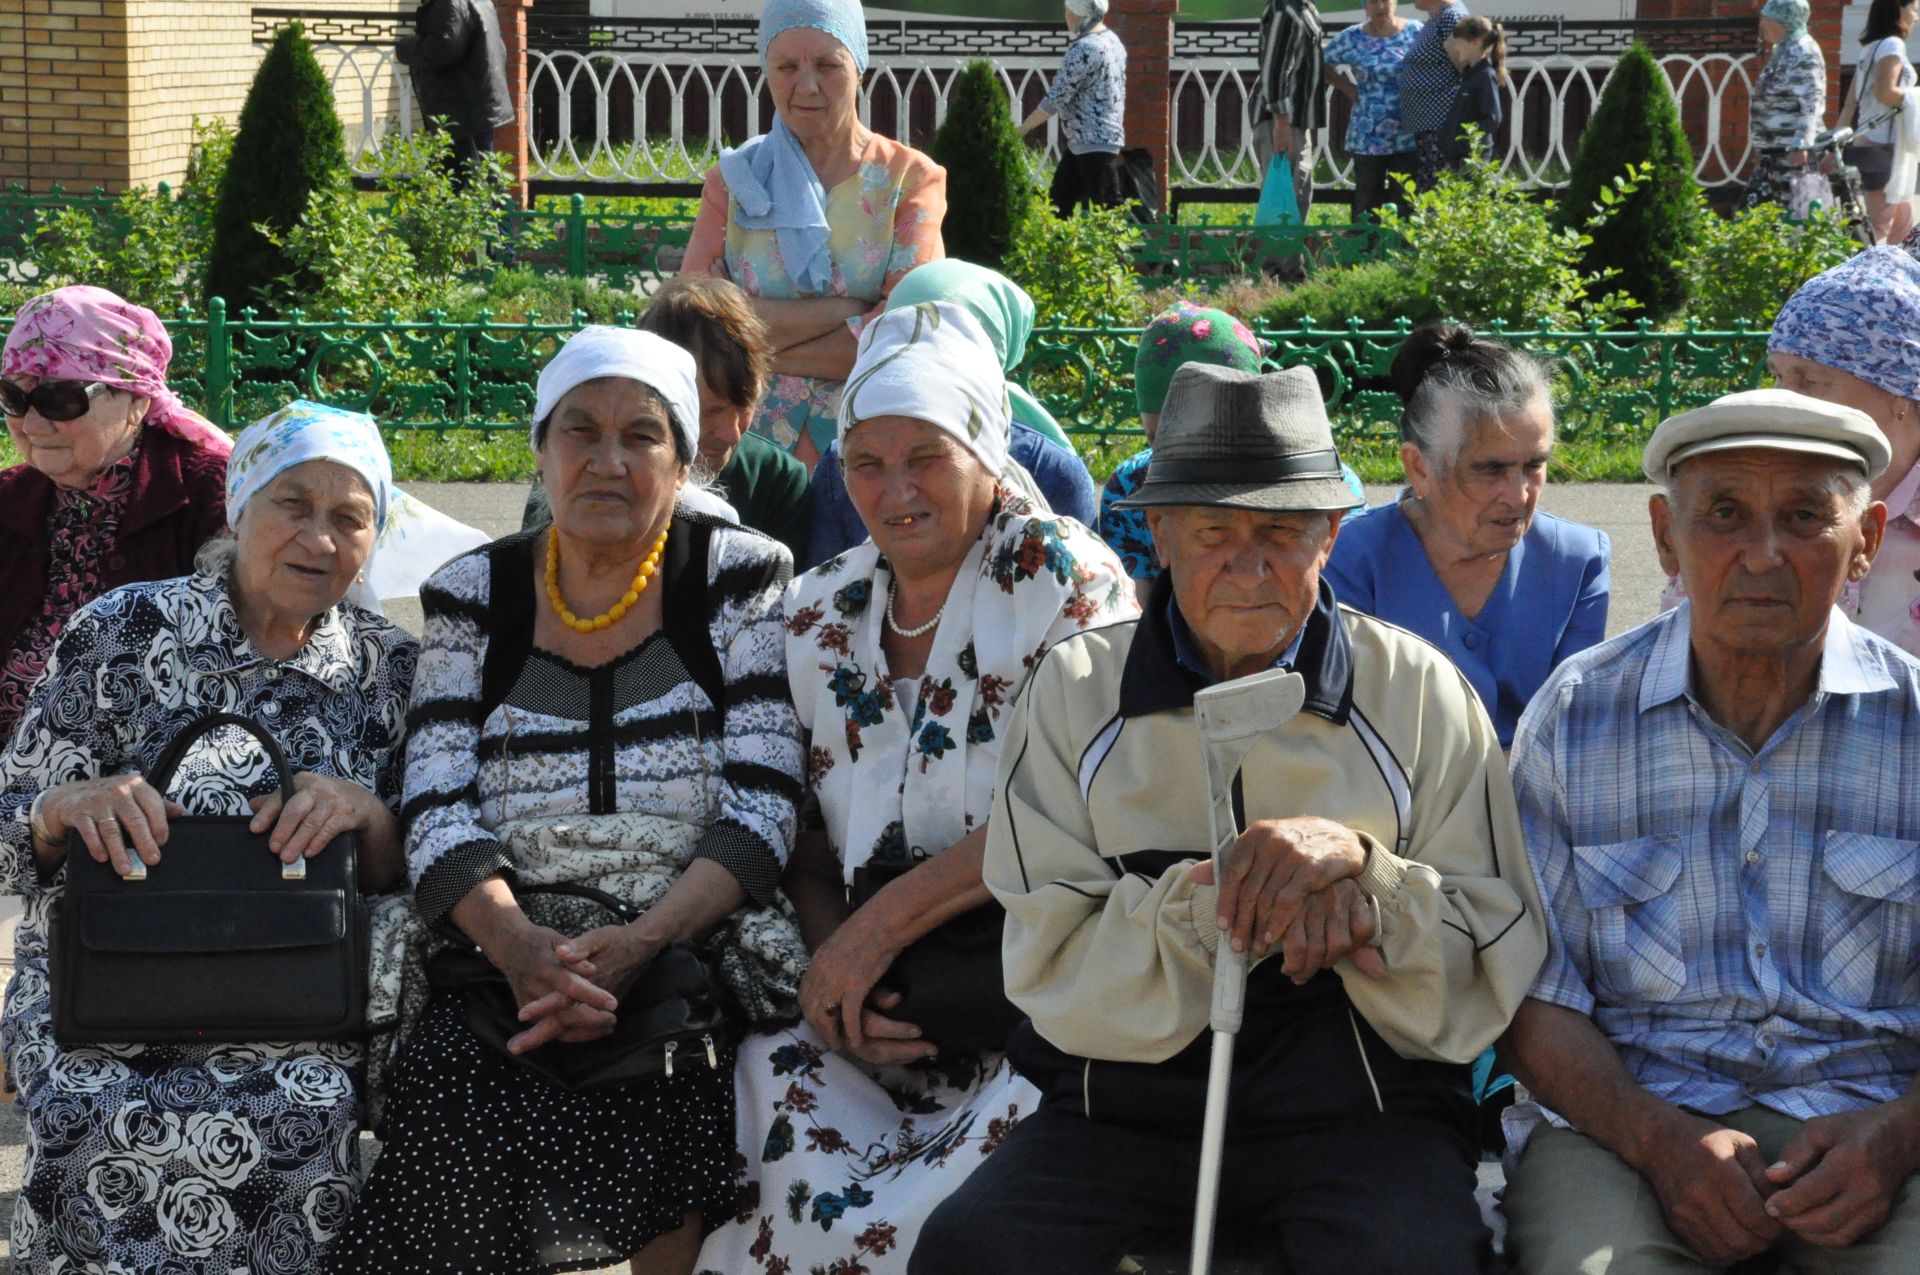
left=1324, top=323, right=1609, bottom=747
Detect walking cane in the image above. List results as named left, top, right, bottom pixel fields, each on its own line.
left=1188, top=668, right=1307, bottom=1275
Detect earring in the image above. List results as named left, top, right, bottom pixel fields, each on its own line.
left=355, top=572, right=366, bottom=585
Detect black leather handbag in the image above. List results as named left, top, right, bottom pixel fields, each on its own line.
left=50, top=713, right=368, bottom=1045
left=850, top=858, right=1024, bottom=1057
left=425, top=882, right=731, bottom=1093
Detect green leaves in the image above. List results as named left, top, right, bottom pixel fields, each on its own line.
left=929, top=60, right=1039, bottom=269
left=1677, top=198, right=1860, bottom=331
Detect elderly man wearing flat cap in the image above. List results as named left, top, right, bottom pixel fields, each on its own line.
left=1501, top=388, right=1920, bottom=1274
left=910, top=364, right=1548, bottom=1275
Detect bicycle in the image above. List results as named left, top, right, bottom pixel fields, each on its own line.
left=1780, top=105, right=1902, bottom=247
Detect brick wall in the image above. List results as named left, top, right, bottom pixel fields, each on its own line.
left=1110, top=0, right=1177, bottom=216
left=0, top=0, right=401, bottom=194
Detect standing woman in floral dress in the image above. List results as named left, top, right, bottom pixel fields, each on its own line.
left=682, top=0, right=948, bottom=473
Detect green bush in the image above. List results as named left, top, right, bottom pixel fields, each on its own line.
left=264, top=131, right=548, bottom=315
left=1678, top=201, right=1859, bottom=330
left=1553, top=43, right=1701, bottom=320
left=1375, top=142, right=1643, bottom=328
left=205, top=22, right=349, bottom=314
left=1257, top=259, right=1436, bottom=328
left=929, top=60, right=1039, bottom=269
left=28, top=120, right=231, bottom=312
left=1003, top=202, right=1146, bottom=327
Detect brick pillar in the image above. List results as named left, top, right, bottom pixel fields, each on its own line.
left=0, top=0, right=134, bottom=193
left=495, top=0, right=531, bottom=208
left=1109, top=0, right=1176, bottom=217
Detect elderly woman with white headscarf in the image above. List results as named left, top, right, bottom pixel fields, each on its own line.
left=336, top=327, right=808, bottom=1275
left=1020, top=0, right=1131, bottom=217
left=697, top=302, right=1136, bottom=1275
left=0, top=401, right=418, bottom=1274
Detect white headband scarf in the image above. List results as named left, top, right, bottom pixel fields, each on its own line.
left=838, top=302, right=1013, bottom=479
left=533, top=326, right=702, bottom=460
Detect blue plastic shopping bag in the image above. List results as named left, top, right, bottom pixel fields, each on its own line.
left=1254, top=153, right=1301, bottom=226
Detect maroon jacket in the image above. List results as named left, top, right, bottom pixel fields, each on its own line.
left=0, top=429, right=230, bottom=670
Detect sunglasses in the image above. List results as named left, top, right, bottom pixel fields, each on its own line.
left=0, top=379, right=111, bottom=423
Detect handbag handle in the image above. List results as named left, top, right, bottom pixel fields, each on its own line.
left=145, top=713, right=296, bottom=803
left=517, top=881, right=643, bottom=927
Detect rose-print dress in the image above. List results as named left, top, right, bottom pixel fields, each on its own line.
left=695, top=492, right=1137, bottom=1275
left=683, top=133, right=947, bottom=457
left=0, top=572, right=416, bottom=1274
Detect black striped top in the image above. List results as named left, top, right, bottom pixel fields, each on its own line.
left=401, top=510, right=805, bottom=925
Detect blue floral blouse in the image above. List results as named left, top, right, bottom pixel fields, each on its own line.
left=1324, top=21, right=1424, bottom=156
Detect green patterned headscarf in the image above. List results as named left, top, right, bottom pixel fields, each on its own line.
left=1134, top=301, right=1267, bottom=415
left=885, top=260, right=1071, bottom=449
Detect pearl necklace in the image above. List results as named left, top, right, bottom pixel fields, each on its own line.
left=546, top=520, right=669, bottom=633
left=885, top=579, right=944, bottom=639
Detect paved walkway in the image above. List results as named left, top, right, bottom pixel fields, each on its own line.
left=0, top=480, right=1662, bottom=1269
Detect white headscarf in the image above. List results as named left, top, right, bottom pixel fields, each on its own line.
left=533, top=326, right=702, bottom=460
left=838, top=302, right=1013, bottom=480
left=227, top=400, right=487, bottom=609
left=1065, top=0, right=1109, bottom=36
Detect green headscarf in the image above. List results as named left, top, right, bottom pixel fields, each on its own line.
left=1133, top=301, right=1267, bottom=415
left=884, top=261, right=1072, bottom=449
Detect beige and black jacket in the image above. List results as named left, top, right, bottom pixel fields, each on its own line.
left=985, top=578, right=1547, bottom=1131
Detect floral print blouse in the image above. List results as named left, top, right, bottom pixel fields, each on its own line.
left=684, top=132, right=948, bottom=456
left=1751, top=35, right=1827, bottom=150
left=0, top=448, right=138, bottom=741
left=1324, top=20, right=1424, bottom=156
left=783, top=491, right=1136, bottom=880
left=1042, top=27, right=1128, bottom=155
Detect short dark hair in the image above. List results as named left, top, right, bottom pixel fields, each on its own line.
left=637, top=276, right=773, bottom=410
left=1861, top=0, right=1912, bottom=44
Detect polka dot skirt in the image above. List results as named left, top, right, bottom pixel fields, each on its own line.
left=330, top=997, right=736, bottom=1273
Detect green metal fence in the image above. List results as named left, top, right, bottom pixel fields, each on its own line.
left=0, top=302, right=1773, bottom=444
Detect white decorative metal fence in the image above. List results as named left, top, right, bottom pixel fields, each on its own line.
left=286, top=10, right=1764, bottom=195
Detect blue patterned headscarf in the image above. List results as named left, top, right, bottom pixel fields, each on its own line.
left=756, top=0, right=868, bottom=73
left=1761, top=0, right=1811, bottom=64
left=1770, top=248, right=1920, bottom=402
left=227, top=400, right=393, bottom=531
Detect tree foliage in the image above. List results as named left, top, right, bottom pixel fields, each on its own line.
left=205, top=22, right=349, bottom=313
left=1552, top=42, right=1701, bottom=320
left=929, top=60, right=1039, bottom=268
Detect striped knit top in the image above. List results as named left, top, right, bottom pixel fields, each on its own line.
left=402, top=509, right=806, bottom=925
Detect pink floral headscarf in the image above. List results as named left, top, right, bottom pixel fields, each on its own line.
left=2, top=285, right=233, bottom=457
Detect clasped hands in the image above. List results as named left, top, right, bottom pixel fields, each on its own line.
left=1188, top=815, right=1387, bottom=984
left=488, top=916, right=664, bottom=1055
left=1637, top=1101, right=1920, bottom=1263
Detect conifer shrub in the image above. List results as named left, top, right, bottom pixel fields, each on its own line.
left=205, top=22, right=349, bottom=314
left=1552, top=42, right=1701, bottom=320
left=929, top=61, right=1039, bottom=268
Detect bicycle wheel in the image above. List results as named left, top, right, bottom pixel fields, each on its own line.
left=1832, top=167, right=1876, bottom=246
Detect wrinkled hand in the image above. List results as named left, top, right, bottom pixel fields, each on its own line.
left=248, top=772, right=384, bottom=865
left=1208, top=817, right=1369, bottom=956
left=39, top=775, right=186, bottom=878
left=1272, top=117, right=1295, bottom=158
left=1763, top=1102, right=1920, bottom=1248
left=842, top=988, right=936, bottom=1067
left=1190, top=862, right=1385, bottom=979
left=1639, top=1112, right=1782, bottom=1264
left=553, top=923, right=663, bottom=1004
left=487, top=922, right=620, bottom=1054
left=800, top=913, right=930, bottom=1058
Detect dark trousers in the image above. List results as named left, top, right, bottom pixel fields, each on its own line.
left=444, top=129, right=494, bottom=190
left=1050, top=149, right=1130, bottom=219
left=1350, top=151, right=1415, bottom=223
left=908, top=1105, right=1490, bottom=1275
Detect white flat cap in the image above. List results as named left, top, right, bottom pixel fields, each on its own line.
left=1642, top=388, right=1891, bottom=482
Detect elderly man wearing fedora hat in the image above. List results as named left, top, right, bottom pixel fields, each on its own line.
left=1500, top=388, right=1920, bottom=1274
left=909, top=364, right=1548, bottom=1275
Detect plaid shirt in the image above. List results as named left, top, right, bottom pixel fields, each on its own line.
left=1510, top=603, right=1920, bottom=1143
